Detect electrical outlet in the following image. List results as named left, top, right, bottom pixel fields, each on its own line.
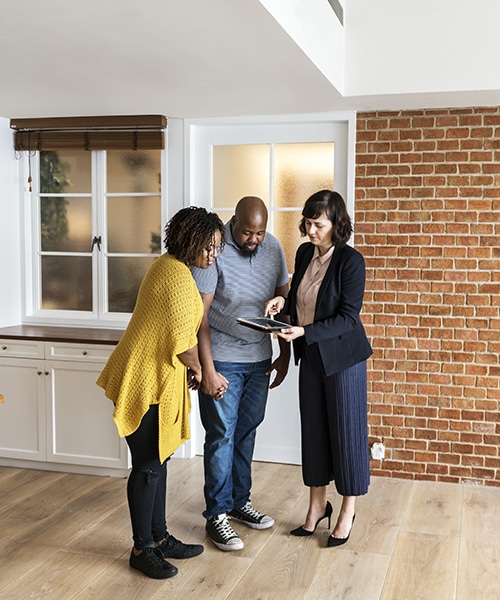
left=370, top=442, right=385, bottom=460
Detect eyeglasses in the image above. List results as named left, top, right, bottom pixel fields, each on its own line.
left=205, top=245, right=223, bottom=255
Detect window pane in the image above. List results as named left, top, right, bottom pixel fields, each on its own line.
left=213, top=145, right=269, bottom=207
left=41, top=256, right=92, bottom=311
left=40, top=150, right=91, bottom=194
left=107, top=150, right=161, bottom=193
left=274, top=211, right=304, bottom=274
left=108, top=256, right=157, bottom=313
left=107, top=196, right=161, bottom=254
left=274, top=143, right=334, bottom=208
left=41, top=196, right=92, bottom=252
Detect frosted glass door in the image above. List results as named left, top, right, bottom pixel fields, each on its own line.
left=187, top=115, right=355, bottom=464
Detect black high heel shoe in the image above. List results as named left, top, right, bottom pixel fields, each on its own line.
left=327, top=513, right=355, bottom=547
left=290, top=501, right=333, bottom=536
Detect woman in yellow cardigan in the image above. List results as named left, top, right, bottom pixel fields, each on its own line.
left=97, top=207, right=225, bottom=579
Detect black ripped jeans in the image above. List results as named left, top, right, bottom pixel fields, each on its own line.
left=125, top=404, right=169, bottom=550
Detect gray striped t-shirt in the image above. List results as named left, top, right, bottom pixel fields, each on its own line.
left=191, top=222, right=289, bottom=362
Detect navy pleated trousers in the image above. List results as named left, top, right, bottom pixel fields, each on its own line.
left=298, top=343, right=370, bottom=496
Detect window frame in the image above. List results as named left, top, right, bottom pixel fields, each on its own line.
left=20, top=148, right=167, bottom=328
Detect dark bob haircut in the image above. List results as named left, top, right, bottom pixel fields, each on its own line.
left=299, top=190, right=352, bottom=246
left=163, top=206, right=225, bottom=266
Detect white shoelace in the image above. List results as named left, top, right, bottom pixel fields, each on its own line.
left=241, top=503, right=263, bottom=519
left=214, top=515, right=237, bottom=538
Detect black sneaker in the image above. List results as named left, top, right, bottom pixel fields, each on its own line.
left=129, top=547, right=178, bottom=579
left=206, top=514, right=244, bottom=551
left=229, top=502, right=275, bottom=530
left=158, top=534, right=204, bottom=559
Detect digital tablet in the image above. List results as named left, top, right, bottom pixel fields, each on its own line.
left=236, top=317, right=291, bottom=333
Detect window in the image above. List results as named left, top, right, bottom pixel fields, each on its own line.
left=12, top=115, right=166, bottom=326
left=24, top=148, right=163, bottom=324
left=212, top=142, right=334, bottom=271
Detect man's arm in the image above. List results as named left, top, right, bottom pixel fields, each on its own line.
left=266, top=282, right=291, bottom=389
left=198, top=292, right=228, bottom=399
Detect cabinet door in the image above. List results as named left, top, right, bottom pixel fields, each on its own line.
left=45, top=360, right=129, bottom=469
left=0, top=358, right=46, bottom=460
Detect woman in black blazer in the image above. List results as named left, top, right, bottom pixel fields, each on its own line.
left=265, top=190, right=372, bottom=548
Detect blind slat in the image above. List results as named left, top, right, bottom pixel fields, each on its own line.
left=14, top=130, right=164, bottom=151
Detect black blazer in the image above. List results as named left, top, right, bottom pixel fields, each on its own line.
left=284, top=242, right=372, bottom=377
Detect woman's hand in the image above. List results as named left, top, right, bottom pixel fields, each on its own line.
left=265, top=296, right=285, bottom=316
left=187, top=367, right=202, bottom=390
left=276, top=326, right=305, bottom=342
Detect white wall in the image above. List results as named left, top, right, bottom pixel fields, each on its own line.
left=0, top=118, right=22, bottom=326
left=259, top=0, right=345, bottom=94
left=166, top=118, right=186, bottom=218
left=346, top=0, right=500, bottom=97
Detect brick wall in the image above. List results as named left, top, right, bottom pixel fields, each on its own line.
left=355, top=107, right=500, bottom=486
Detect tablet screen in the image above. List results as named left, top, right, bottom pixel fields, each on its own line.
left=236, top=317, right=291, bottom=333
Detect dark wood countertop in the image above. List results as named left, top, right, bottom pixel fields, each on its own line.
left=0, top=325, right=124, bottom=345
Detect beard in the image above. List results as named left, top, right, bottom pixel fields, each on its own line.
left=239, top=244, right=259, bottom=257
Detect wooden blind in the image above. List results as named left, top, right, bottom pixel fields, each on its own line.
left=10, top=115, right=167, bottom=151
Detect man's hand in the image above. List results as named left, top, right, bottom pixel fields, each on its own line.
left=266, top=352, right=290, bottom=389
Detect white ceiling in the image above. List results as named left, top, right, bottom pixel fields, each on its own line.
left=1, top=0, right=500, bottom=121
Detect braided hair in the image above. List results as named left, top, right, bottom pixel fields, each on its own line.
left=163, top=206, right=225, bottom=266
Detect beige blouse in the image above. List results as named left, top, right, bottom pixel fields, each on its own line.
left=296, top=245, right=335, bottom=326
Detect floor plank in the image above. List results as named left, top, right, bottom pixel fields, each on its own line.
left=381, top=530, right=459, bottom=600
left=402, top=479, right=463, bottom=538
left=457, top=485, right=500, bottom=599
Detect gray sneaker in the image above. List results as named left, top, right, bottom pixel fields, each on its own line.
left=206, top=514, right=244, bottom=551
left=229, top=502, right=275, bottom=530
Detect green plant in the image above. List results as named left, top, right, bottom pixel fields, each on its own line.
left=39, top=151, right=72, bottom=246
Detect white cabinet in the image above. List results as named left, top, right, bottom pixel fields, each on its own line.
left=0, top=351, right=46, bottom=461
left=0, top=339, right=129, bottom=476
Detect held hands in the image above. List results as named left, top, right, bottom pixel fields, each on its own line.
left=201, top=370, right=229, bottom=401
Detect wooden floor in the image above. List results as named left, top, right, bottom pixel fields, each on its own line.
left=1, top=458, right=499, bottom=600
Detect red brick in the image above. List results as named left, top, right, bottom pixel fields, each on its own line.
left=357, top=108, right=500, bottom=487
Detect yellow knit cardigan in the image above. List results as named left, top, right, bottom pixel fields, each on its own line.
left=97, top=253, right=203, bottom=462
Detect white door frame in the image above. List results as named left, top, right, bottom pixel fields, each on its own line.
left=179, top=112, right=356, bottom=463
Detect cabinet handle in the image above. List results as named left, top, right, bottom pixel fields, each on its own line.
left=82, top=351, right=88, bottom=356
left=1, top=346, right=7, bottom=350
left=37, top=371, right=43, bottom=375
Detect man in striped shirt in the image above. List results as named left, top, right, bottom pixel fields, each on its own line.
left=192, top=196, right=290, bottom=551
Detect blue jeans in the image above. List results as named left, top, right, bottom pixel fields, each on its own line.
left=198, top=359, right=271, bottom=519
